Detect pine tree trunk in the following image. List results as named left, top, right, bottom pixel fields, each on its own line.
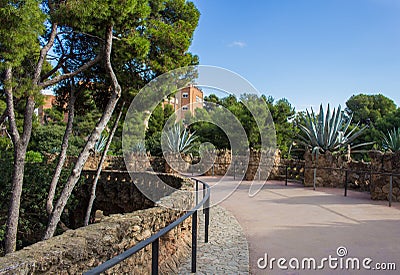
left=5, top=146, right=25, bottom=254
left=4, top=66, right=35, bottom=254
left=3, top=20, right=102, bottom=252
left=46, top=82, right=76, bottom=215
left=84, top=102, right=125, bottom=226
left=43, top=25, right=121, bottom=240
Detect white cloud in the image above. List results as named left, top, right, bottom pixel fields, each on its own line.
left=229, top=41, right=247, bottom=48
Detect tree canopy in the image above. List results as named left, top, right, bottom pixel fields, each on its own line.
left=345, top=94, right=396, bottom=125
left=1, top=0, right=200, bottom=254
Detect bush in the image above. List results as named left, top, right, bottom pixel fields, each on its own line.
left=30, top=125, right=84, bottom=156
left=146, top=132, right=162, bottom=156
left=25, top=151, right=43, bottom=163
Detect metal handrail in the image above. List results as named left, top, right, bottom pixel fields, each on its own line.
left=84, top=178, right=210, bottom=275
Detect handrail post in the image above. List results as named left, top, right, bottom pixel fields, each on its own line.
left=370, top=169, right=373, bottom=188
left=389, top=174, right=393, bottom=207
left=234, top=161, right=236, bottom=180
left=205, top=196, right=210, bottom=243
left=151, top=238, right=159, bottom=275
left=313, top=167, right=316, bottom=191
left=203, top=184, right=206, bottom=214
left=344, top=170, right=348, bottom=197
left=195, top=180, right=199, bottom=205
left=191, top=210, right=198, bottom=273
left=285, top=165, right=288, bottom=186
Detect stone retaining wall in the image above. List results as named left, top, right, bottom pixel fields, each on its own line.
left=302, top=150, right=400, bottom=202
left=303, top=150, right=372, bottom=191
left=70, top=171, right=183, bottom=227
left=178, top=149, right=281, bottom=181
left=0, top=173, right=194, bottom=274
left=369, top=151, right=400, bottom=202
left=269, top=158, right=305, bottom=182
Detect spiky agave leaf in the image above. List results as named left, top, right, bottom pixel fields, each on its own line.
left=164, top=123, right=198, bottom=154
left=94, top=132, right=108, bottom=153
left=382, top=128, right=400, bottom=152
left=132, top=140, right=147, bottom=155
left=297, top=104, right=370, bottom=155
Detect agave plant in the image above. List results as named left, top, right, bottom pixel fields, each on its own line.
left=382, top=128, right=400, bottom=152
left=297, top=104, right=373, bottom=158
left=163, top=123, right=198, bottom=154
left=94, top=132, right=108, bottom=154
left=131, top=140, right=147, bottom=155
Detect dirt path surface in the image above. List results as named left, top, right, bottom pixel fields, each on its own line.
left=200, top=176, right=400, bottom=275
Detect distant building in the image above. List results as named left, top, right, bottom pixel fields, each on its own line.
left=173, top=85, right=203, bottom=121
left=36, top=92, right=68, bottom=124
left=37, top=94, right=56, bottom=124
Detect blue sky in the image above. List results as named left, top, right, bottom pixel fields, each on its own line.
left=189, top=0, right=400, bottom=111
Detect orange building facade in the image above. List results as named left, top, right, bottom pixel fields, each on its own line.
left=173, top=85, right=203, bottom=121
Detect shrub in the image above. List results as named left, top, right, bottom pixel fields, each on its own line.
left=25, top=151, right=43, bottom=163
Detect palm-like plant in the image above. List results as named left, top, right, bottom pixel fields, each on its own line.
left=382, top=128, right=400, bottom=152
left=163, top=123, right=198, bottom=154
left=297, top=104, right=373, bottom=158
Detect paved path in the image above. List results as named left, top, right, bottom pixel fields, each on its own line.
left=186, top=176, right=400, bottom=275
left=178, top=205, right=249, bottom=274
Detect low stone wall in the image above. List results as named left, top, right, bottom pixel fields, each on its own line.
left=189, top=149, right=281, bottom=181
left=303, top=151, right=371, bottom=191
left=0, top=173, right=194, bottom=274
left=202, top=150, right=231, bottom=176
left=303, top=150, right=346, bottom=188
left=269, top=158, right=305, bottom=182
left=302, top=150, right=400, bottom=201
left=369, top=151, right=400, bottom=202
left=243, top=149, right=280, bottom=181
left=347, top=161, right=372, bottom=192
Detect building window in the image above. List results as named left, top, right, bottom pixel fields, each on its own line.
left=182, top=93, right=189, bottom=98
left=196, top=96, right=202, bottom=103
left=182, top=106, right=188, bottom=111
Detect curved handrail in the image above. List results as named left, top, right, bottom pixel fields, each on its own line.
left=84, top=177, right=210, bottom=275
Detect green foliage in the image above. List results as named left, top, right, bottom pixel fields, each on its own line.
left=346, top=94, right=396, bottom=125
left=382, top=128, right=400, bottom=152
left=0, top=160, right=83, bottom=253
left=263, top=96, right=297, bottom=157
left=163, top=123, right=198, bottom=153
left=345, top=94, right=399, bottom=159
left=0, top=99, right=6, bottom=114
left=191, top=94, right=295, bottom=155
left=297, top=104, right=372, bottom=159
left=30, top=125, right=84, bottom=156
left=43, top=108, right=64, bottom=124
left=146, top=105, right=164, bottom=137
left=25, top=151, right=43, bottom=163
left=145, top=102, right=176, bottom=156
left=146, top=131, right=162, bottom=156
left=73, top=110, right=103, bottom=138
left=187, top=107, right=230, bottom=150
left=0, top=136, right=13, bottom=159
left=0, top=0, right=45, bottom=68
